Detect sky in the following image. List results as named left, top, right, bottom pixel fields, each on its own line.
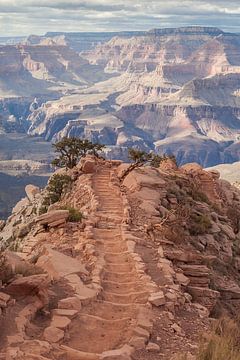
left=1, top=0, right=240, bottom=37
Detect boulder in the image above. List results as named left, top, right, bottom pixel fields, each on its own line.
left=35, top=210, right=69, bottom=228
left=80, top=156, right=96, bottom=174
left=129, top=336, right=146, bottom=349
left=133, top=326, right=150, bottom=340
left=58, top=297, right=82, bottom=311
left=146, top=342, right=160, bottom=352
left=208, top=170, right=220, bottom=180
left=5, top=274, right=50, bottom=299
left=179, top=265, right=210, bottom=277
left=159, top=158, right=178, bottom=171
left=175, top=273, right=190, bottom=286
left=52, top=309, right=78, bottom=318
left=123, top=168, right=166, bottom=192
left=164, top=250, right=202, bottom=263
left=100, top=345, right=133, bottom=360
left=180, top=163, right=203, bottom=172
left=43, top=326, right=64, bottom=343
left=51, top=315, right=71, bottom=329
left=149, top=291, right=166, bottom=306
left=36, top=245, right=88, bottom=280
left=19, top=340, right=51, bottom=356
left=25, top=185, right=40, bottom=202
left=139, top=200, right=159, bottom=216
left=187, top=286, right=220, bottom=311
left=171, top=323, right=183, bottom=335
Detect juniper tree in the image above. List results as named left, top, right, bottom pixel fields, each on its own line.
left=52, top=137, right=105, bottom=169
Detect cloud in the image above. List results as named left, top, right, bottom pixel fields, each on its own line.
left=0, top=0, right=240, bottom=36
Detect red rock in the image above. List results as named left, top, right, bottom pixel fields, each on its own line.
left=58, top=297, right=82, bottom=311
left=43, top=326, right=64, bottom=343
left=5, top=274, right=50, bottom=299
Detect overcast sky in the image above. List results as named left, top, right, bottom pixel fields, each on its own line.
left=1, top=0, right=240, bottom=36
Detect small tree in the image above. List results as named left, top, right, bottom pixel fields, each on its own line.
left=120, top=148, right=152, bottom=181
left=120, top=148, right=178, bottom=181
left=128, top=148, right=152, bottom=164
left=43, top=174, right=72, bottom=206
left=52, top=137, right=105, bottom=169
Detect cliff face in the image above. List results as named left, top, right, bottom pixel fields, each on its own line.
left=2, top=27, right=240, bottom=169
left=0, top=43, right=110, bottom=99
left=1, top=158, right=240, bottom=359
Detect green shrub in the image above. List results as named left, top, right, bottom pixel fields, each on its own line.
left=189, top=213, right=212, bottom=235
left=61, top=206, right=83, bottom=222
left=39, top=205, right=48, bottom=215
left=190, top=189, right=210, bottom=204
left=43, top=174, right=73, bottom=207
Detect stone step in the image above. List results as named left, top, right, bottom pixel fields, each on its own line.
left=102, top=280, right=144, bottom=294
left=102, top=270, right=139, bottom=283
left=104, top=263, right=135, bottom=272
left=102, top=290, right=148, bottom=304
left=65, top=314, right=133, bottom=353
left=60, top=346, right=100, bottom=360
left=80, top=300, right=137, bottom=320
left=104, top=253, right=131, bottom=263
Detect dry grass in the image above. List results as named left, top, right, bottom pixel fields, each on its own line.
left=179, top=317, right=240, bottom=360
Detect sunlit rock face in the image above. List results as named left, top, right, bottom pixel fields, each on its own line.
left=2, top=26, right=240, bottom=168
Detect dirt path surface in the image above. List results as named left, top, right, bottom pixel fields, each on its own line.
left=63, top=167, right=149, bottom=357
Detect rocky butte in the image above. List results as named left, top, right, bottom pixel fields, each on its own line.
left=1, top=155, right=240, bottom=359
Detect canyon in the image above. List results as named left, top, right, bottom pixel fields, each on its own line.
left=1, top=26, right=240, bottom=216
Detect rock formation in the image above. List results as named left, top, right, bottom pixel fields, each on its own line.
left=1, top=157, right=240, bottom=359
left=1, top=27, right=240, bottom=171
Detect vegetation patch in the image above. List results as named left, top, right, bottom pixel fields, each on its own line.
left=42, top=174, right=73, bottom=207
left=189, top=188, right=210, bottom=204
left=120, top=148, right=177, bottom=180
left=52, top=137, right=105, bottom=169
left=189, top=213, right=212, bottom=235
left=61, top=206, right=83, bottom=222
left=196, top=317, right=240, bottom=360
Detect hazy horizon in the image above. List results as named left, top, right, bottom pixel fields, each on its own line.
left=1, top=0, right=240, bottom=37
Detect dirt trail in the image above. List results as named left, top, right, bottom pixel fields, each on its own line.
left=64, top=167, right=149, bottom=356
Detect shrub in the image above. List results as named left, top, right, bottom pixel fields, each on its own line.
left=39, top=205, right=48, bottom=215
left=61, top=206, right=83, bottom=222
left=149, top=154, right=163, bottom=168
left=43, top=174, right=72, bottom=206
left=0, top=255, right=12, bottom=284
left=227, top=207, right=240, bottom=233
left=52, top=137, right=105, bottom=169
left=120, top=149, right=177, bottom=181
left=128, top=148, right=152, bottom=164
left=190, top=189, right=210, bottom=204
left=189, top=213, right=212, bottom=235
